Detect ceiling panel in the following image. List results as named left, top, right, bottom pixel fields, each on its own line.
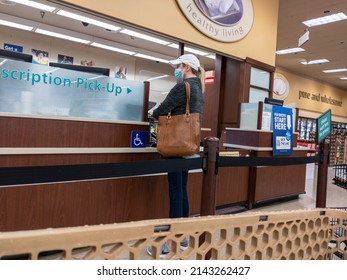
left=276, top=0, right=347, bottom=91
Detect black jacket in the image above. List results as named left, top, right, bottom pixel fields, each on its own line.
left=152, top=77, right=204, bottom=119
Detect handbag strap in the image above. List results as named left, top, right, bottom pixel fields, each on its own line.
left=167, top=82, right=191, bottom=118
left=184, top=81, right=191, bottom=115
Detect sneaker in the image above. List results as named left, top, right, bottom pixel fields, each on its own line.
left=180, top=239, right=189, bottom=251
left=146, top=242, right=170, bottom=258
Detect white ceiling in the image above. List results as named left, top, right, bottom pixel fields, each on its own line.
left=276, top=0, right=347, bottom=91
left=1, top=0, right=347, bottom=92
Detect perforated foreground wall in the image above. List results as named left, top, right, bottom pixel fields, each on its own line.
left=0, top=209, right=346, bottom=260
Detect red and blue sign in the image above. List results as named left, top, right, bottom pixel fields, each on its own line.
left=272, top=106, right=293, bottom=156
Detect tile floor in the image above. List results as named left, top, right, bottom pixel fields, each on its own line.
left=248, top=164, right=347, bottom=213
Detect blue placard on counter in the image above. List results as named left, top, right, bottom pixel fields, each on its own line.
left=130, top=131, right=146, bottom=148
left=272, top=106, right=293, bottom=156
left=4, top=43, right=23, bottom=53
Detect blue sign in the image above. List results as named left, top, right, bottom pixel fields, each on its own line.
left=4, top=43, right=23, bottom=53
left=272, top=106, right=293, bottom=156
left=130, top=131, right=146, bottom=148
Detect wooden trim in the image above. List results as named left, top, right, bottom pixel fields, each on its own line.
left=245, top=57, right=276, bottom=72
left=143, top=81, right=150, bottom=122
left=257, top=101, right=264, bottom=130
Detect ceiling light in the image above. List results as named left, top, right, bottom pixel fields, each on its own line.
left=167, top=43, right=213, bottom=57
left=57, top=10, right=121, bottom=32
left=276, top=47, right=305, bottom=55
left=135, top=53, right=169, bottom=63
left=168, top=43, right=179, bottom=49
left=205, top=54, right=216, bottom=60
left=8, top=0, right=56, bottom=12
left=0, top=19, right=33, bottom=31
left=300, top=59, right=329, bottom=65
left=323, top=68, right=347, bottom=73
left=303, top=12, right=347, bottom=27
left=90, top=42, right=136, bottom=55
left=120, top=29, right=170, bottom=45
left=35, top=29, right=90, bottom=44
left=184, top=47, right=208, bottom=56
left=146, top=75, right=169, bottom=81
left=340, top=77, right=347, bottom=80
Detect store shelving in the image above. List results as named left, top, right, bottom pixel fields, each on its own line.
left=327, top=122, right=347, bottom=166
left=297, top=117, right=317, bottom=156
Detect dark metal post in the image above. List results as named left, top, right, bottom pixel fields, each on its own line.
left=316, top=142, right=330, bottom=208
left=201, top=137, right=219, bottom=216
left=199, top=137, right=219, bottom=260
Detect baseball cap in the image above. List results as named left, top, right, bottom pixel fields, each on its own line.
left=169, top=54, right=200, bottom=71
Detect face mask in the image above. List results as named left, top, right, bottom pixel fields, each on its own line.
left=174, top=68, right=183, bottom=82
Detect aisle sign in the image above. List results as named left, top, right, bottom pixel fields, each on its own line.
left=272, top=106, right=293, bottom=156
left=317, top=109, right=331, bottom=143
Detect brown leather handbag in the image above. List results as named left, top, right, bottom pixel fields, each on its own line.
left=156, top=82, right=200, bottom=157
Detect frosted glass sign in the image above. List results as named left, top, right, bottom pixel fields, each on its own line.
left=0, top=59, right=145, bottom=121
left=249, top=87, right=269, bottom=103
left=250, top=67, right=270, bottom=89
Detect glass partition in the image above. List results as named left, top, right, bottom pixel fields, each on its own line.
left=240, top=103, right=258, bottom=130
left=0, top=58, right=145, bottom=122
left=240, top=102, right=296, bottom=131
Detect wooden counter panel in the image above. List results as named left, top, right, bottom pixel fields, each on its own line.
left=226, top=130, right=271, bottom=147
left=216, top=167, right=249, bottom=205
left=248, top=149, right=307, bottom=207
left=0, top=173, right=203, bottom=232
left=224, top=129, right=298, bottom=148
left=0, top=116, right=147, bottom=147
left=0, top=153, right=161, bottom=167
left=253, top=164, right=306, bottom=203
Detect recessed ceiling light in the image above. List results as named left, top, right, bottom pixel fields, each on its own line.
left=168, top=43, right=179, bottom=49
left=323, top=68, right=347, bottom=73
left=303, top=12, right=347, bottom=27
left=184, top=47, right=209, bottom=56
left=205, top=54, right=216, bottom=60
left=301, top=59, right=329, bottom=65
left=90, top=42, right=136, bottom=55
left=146, top=75, right=169, bottom=81
left=276, top=47, right=305, bottom=55
left=8, top=0, right=56, bottom=12
left=0, top=19, right=33, bottom=31
left=57, top=10, right=121, bottom=32
left=135, top=53, right=169, bottom=63
left=120, top=29, right=170, bottom=45
left=35, top=29, right=90, bottom=44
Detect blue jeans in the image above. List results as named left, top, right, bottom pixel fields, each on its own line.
left=167, top=170, right=189, bottom=218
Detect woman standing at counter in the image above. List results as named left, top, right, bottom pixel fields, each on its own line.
left=148, top=54, right=205, bottom=257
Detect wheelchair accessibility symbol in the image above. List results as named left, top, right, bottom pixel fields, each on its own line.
left=133, top=133, right=143, bottom=146
left=130, top=131, right=146, bottom=148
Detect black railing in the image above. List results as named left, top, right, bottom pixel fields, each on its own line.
left=333, top=164, right=347, bottom=189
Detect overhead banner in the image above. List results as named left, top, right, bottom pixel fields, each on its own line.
left=272, top=106, right=293, bottom=156
left=176, top=0, right=254, bottom=42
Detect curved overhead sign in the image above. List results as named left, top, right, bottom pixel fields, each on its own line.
left=176, top=0, right=254, bottom=42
